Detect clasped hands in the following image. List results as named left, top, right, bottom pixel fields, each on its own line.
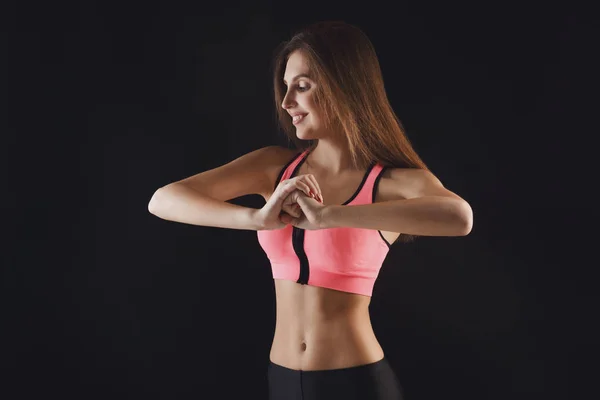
left=256, top=173, right=329, bottom=231
left=279, top=185, right=325, bottom=230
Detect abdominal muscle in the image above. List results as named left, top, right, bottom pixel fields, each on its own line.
left=269, top=278, right=385, bottom=371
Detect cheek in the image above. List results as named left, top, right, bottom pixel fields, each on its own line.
left=303, top=95, right=319, bottom=114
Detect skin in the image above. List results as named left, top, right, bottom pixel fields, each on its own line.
left=264, top=159, right=404, bottom=371
left=270, top=50, right=472, bottom=371
left=267, top=50, right=402, bottom=370
left=281, top=50, right=356, bottom=175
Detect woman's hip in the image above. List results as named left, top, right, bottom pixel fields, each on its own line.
left=267, top=357, right=404, bottom=400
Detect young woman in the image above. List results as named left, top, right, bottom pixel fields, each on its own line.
left=148, top=21, right=473, bottom=400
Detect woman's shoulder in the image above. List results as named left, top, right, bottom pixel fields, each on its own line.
left=382, top=166, right=433, bottom=183
left=381, top=166, right=465, bottom=202
left=259, top=145, right=301, bottom=168
left=244, top=145, right=299, bottom=167
left=267, top=145, right=301, bottom=159
left=377, top=166, right=438, bottom=200
left=259, top=145, right=303, bottom=195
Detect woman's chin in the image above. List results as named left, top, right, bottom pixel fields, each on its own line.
left=296, top=128, right=315, bottom=140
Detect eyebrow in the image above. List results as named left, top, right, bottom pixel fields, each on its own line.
left=283, top=73, right=311, bottom=85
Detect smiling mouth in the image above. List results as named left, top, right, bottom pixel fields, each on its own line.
left=292, top=114, right=307, bottom=124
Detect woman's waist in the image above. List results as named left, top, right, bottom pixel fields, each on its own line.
left=270, top=317, right=384, bottom=370
left=275, top=297, right=372, bottom=339
left=273, top=279, right=373, bottom=318
left=272, top=318, right=379, bottom=350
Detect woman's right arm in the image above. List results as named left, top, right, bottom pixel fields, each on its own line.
left=147, top=146, right=282, bottom=231
left=148, top=183, right=262, bottom=230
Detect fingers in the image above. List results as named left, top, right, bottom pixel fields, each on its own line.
left=279, top=213, right=291, bottom=224
left=291, top=175, right=321, bottom=202
left=304, top=174, right=323, bottom=202
left=282, top=202, right=302, bottom=218
left=281, top=192, right=301, bottom=217
left=288, top=179, right=311, bottom=197
left=291, top=204, right=302, bottom=217
left=280, top=174, right=323, bottom=202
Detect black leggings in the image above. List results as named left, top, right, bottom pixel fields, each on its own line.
left=267, top=357, right=404, bottom=400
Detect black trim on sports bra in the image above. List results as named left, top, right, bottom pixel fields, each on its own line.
left=288, top=153, right=311, bottom=285
left=342, top=161, right=377, bottom=205
left=273, top=150, right=304, bottom=192
left=290, top=151, right=377, bottom=207
left=373, top=166, right=392, bottom=248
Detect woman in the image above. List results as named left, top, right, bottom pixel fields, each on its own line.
left=148, top=21, right=473, bottom=400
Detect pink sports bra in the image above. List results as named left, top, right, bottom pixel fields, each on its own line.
left=256, top=148, right=392, bottom=297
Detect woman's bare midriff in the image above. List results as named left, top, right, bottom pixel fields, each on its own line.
left=268, top=279, right=385, bottom=371
left=263, top=146, right=400, bottom=371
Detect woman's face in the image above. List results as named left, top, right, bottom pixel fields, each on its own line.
left=281, top=50, right=325, bottom=140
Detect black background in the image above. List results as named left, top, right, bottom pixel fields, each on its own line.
left=3, top=1, right=597, bottom=399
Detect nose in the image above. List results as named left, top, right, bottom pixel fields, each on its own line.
left=281, top=90, right=296, bottom=110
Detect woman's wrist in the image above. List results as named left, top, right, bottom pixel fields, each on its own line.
left=319, top=205, right=340, bottom=229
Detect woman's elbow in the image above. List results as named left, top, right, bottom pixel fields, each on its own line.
left=148, top=187, right=167, bottom=215
left=456, top=200, right=473, bottom=236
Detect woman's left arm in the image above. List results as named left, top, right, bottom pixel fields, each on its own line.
left=321, top=168, right=473, bottom=236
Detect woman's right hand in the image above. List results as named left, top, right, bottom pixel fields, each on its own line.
left=255, top=174, right=323, bottom=230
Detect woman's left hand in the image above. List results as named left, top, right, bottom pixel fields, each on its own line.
left=279, top=189, right=328, bottom=230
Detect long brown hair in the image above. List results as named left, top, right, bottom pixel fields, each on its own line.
left=272, top=21, right=429, bottom=243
